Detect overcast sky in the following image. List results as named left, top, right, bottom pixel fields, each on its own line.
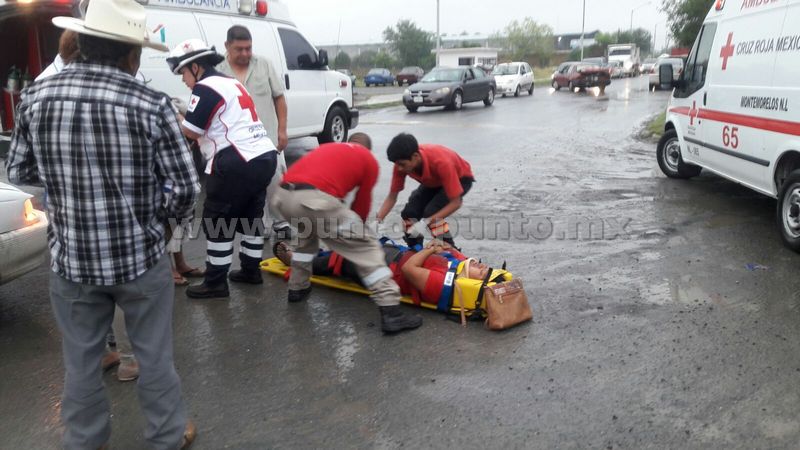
left=286, top=0, right=671, bottom=46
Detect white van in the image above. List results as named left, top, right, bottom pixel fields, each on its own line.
left=0, top=0, right=358, bottom=148
left=656, top=0, right=800, bottom=251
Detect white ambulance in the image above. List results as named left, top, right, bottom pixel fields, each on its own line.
left=656, top=0, right=800, bottom=251
left=0, top=0, right=358, bottom=149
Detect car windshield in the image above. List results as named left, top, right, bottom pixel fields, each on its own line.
left=400, top=67, right=417, bottom=74
left=492, top=64, right=519, bottom=75
left=367, top=69, right=385, bottom=75
left=609, top=49, right=632, bottom=56
left=420, top=69, right=462, bottom=82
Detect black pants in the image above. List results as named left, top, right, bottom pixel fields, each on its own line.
left=202, top=148, right=277, bottom=286
left=400, top=177, right=473, bottom=246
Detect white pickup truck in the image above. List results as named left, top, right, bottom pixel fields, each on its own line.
left=607, top=44, right=641, bottom=77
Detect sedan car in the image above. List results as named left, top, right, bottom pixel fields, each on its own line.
left=551, top=62, right=611, bottom=92
left=396, top=66, right=424, bottom=86
left=364, top=68, right=394, bottom=87
left=648, top=58, right=684, bottom=90
left=0, top=182, right=48, bottom=285
left=402, top=67, right=496, bottom=112
left=491, top=62, right=534, bottom=97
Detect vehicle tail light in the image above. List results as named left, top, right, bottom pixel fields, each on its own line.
left=340, top=80, right=348, bottom=88
left=255, top=0, right=267, bottom=16
left=23, top=199, right=38, bottom=225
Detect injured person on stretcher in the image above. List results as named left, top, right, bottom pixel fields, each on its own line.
left=273, top=239, right=491, bottom=306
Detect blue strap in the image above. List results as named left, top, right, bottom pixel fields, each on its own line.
left=436, top=261, right=460, bottom=312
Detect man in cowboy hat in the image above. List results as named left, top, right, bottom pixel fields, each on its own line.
left=6, top=0, right=198, bottom=448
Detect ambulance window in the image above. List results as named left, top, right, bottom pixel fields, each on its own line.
left=278, top=28, right=318, bottom=70
left=677, top=22, right=717, bottom=97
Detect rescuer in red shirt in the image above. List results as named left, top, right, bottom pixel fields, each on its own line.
left=376, top=133, right=475, bottom=249
left=271, top=133, right=423, bottom=334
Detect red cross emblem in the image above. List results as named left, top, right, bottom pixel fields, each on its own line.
left=190, top=97, right=198, bottom=107
left=236, top=84, right=258, bottom=121
left=689, top=101, right=699, bottom=126
left=720, top=32, right=735, bottom=70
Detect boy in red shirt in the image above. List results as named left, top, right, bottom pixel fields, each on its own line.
left=376, top=133, right=474, bottom=249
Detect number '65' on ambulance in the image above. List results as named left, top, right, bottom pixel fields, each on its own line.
left=656, top=0, right=800, bottom=251
left=0, top=0, right=357, bottom=148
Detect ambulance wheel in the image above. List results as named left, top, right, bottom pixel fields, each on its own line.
left=777, top=170, right=800, bottom=252
left=318, top=106, right=348, bottom=144
left=657, top=129, right=701, bottom=179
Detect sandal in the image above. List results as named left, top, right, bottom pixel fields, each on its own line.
left=173, top=273, right=189, bottom=286
left=273, top=241, right=293, bottom=266
left=179, top=267, right=205, bottom=278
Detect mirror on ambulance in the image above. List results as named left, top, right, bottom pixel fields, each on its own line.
left=318, top=49, right=329, bottom=69
left=659, top=64, right=674, bottom=90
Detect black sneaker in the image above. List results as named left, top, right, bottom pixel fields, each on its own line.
left=288, top=286, right=312, bottom=303
left=380, top=305, right=423, bottom=334
left=186, top=283, right=229, bottom=299
left=229, top=269, right=263, bottom=285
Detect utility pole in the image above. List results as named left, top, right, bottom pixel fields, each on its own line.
left=630, top=1, right=649, bottom=35
left=436, top=0, right=441, bottom=67
left=580, top=0, right=586, bottom=60
left=653, top=23, right=657, bottom=56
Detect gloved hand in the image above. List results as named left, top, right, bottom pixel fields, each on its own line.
left=171, top=97, right=188, bottom=116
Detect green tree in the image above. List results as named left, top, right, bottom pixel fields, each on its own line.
left=662, top=0, right=714, bottom=47
left=373, top=50, right=396, bottom=69
left=333, top=51, right=351, bottom=70
left=492, top=18, right=554, bottom=66
left=353, top=50, right=377, bottom=69
left=383, top=20, right=434, bottom=68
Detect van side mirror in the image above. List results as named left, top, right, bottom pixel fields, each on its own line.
left=659, top=64, right=674, bottom=90
left=318, top=49, right=329, bottom=69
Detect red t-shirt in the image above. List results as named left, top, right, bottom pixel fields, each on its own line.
left=392, top=249, right=467, bottom=304
left=389, top=144, right=474, bottom=200
left=282, top=143, right=379, bottom=221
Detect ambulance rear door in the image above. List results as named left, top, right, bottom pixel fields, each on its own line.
left=700, top=3, right=784, bottom=194
left=766, top=1, right=800, bottom=195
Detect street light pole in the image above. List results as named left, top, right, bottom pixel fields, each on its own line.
left=436, top=0, right=441, bottom=67
left=580, top=0, right=586, bottom=60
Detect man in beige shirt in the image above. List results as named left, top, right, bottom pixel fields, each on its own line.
left=217, top=25, right=292, bottom=244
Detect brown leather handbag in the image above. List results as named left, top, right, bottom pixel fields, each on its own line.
left=481, top=278, right=533, bottom=330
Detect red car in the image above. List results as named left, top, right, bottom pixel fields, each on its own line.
left=551, top=62, right=611, bottom=93
left=396, top=66, right=424, bottom=86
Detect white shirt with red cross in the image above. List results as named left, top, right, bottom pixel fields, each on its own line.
left=183, top=69, right=276, bottom=174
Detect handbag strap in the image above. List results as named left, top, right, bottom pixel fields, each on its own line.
left=471, top=267, right=494, bottom=320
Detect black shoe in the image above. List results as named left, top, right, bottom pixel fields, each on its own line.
left=403, top=233, right=423, bottom=249
left=229, top=269, right=263, bottom=285
left=380, top=305, right=423, bottom=334
left=186, top=283, right=229, bottom=299
left=288, top=286, right=312, bottom=303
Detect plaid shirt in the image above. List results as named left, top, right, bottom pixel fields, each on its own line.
left=6, top=62, right=200, bottom=286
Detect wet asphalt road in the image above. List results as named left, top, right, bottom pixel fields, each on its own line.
left=3, top=76, right=800, bottom=449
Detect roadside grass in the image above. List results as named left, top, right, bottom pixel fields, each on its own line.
left=639, top=111, right=667, bottom=141
left=534, top=66, right=556, bottom=86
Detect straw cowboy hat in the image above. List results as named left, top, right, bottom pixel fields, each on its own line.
left=52, top=0, right=168, bottom=52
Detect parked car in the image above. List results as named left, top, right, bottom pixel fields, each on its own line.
left=402, top=67, right=496, bottom=112
left=0, top=183, right=47, bottom=286
left=491, top=62, right=534, bottom=97
left=396, top=66, right=424, bottom=86
left=336, top=69, right=356, bottom=85
left=364, top=68, right=395, bottom=87
left=608, top=60, right=624, bottom=78
left=648, top=57, right=684, bottom=90
left=641, top=58, right=658, bottom=74
left=551, top=62, right=611, bottom=92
